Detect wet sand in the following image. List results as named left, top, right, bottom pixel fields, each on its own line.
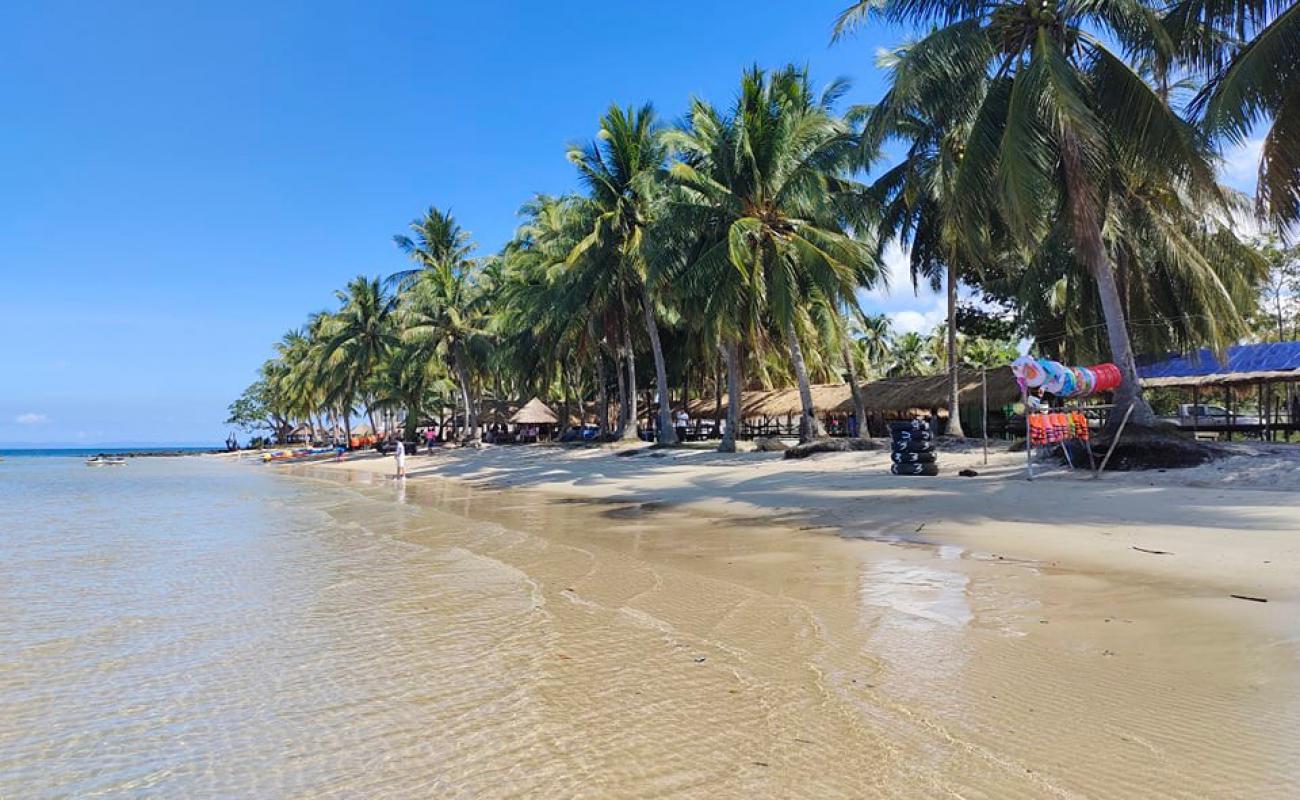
left=299, top=460, right=1299, bottom=798
left=6, top=454, right=1297, bottom=797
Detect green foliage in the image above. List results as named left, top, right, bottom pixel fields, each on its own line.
left=231, top=4, right=1290, bottom=440
left=225, top=381, right=273, bottom=432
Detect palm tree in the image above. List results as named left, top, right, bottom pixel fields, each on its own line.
left=321, top=277, right=397, bottom=446
left=393, top=206, right=475, bottom=289
left=391, top=206, right=490, bottom=443
left=835, top=0, right=1228, bottom=430
left=1169, top=0, right=1300, bottom=226
left=567, top=104, right=676, bottom=444
left=888, top=331, right=935, bottom=376
left=661, top=66, right=882, bottom=443
left=853, top=312, right=894, bottom=378
left=856, top=35, right=994, bottom=436
left=397, top=259, right=488, bottom=444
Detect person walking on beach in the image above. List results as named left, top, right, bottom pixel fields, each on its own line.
left=674, top=408, right=689, bottom=443
left=394, top=439, right=406, bottom=479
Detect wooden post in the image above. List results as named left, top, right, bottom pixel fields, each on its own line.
left=1191, top=385, right=1199, bottom=437
left=1023, top=387, right=1033, bottom=481
left=981, top=367, right=989, bottom=466
left=1096, top=403, right=1136, bottom=478
left=1227, top=384, right=1234, bottom=441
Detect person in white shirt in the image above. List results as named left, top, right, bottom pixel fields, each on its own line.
left=674, top=409, right=689, bottom=442
left=394, top=439, right=406, bottom=478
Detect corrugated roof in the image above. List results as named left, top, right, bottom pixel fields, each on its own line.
left=1137, top=342, right=1300, bottom=386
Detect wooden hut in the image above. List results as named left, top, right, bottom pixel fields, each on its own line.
left=1137, top=342, right=1300, bottom=440
left=509, top=397, right=560, bottom=442
left=681, top=369, right=1022, bottom=438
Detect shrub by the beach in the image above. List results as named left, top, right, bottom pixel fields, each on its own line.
left=783, top=437, right=883, bottom=459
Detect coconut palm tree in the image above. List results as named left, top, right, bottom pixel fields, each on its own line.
left=321, top=277, right=397, bottom=445
left=566, top=104, right=676, bottom=444
left=661, top=66, right=882, bottom=443
left=856, top=33, right=995, bottom=436
left=835, top=0, right=1228, bottom=429
left=1167, top=0, right=1300, bottom=227
left=888, top=331, right=936, bottom=376
left=393, top=206, right=475, bottom=290
left=397, top=259, right=489, bottom=443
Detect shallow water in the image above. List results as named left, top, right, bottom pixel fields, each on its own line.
left=1, top=456, right=1296, bottom=798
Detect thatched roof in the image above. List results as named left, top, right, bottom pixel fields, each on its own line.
left=683, top=368, right=1022, bottom=419
left=856, top=367, right=1021, bottom=412
left=510, top=397, right=559, bottom=425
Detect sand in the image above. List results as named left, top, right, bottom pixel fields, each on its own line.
left=264, top=443, right=1300, bottom=797
left=301, top=440, right=1300, bottom=605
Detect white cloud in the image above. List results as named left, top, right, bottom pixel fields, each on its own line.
left=863, top=241, right=916, bottom=300
left=15, top=413, right=48, bottom=425
left=1218, top=137, right=1264, bottom=193
left=888, top=293, right=948, bottom=335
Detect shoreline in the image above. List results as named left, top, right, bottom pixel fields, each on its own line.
left=275, top=441, right=1300, bottom=610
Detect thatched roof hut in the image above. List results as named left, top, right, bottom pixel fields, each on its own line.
left=683, top=368, right=1021, bottom=420
left=509, top=397, right=559, bottom=425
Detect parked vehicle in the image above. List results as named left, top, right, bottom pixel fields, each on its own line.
left=1164, top=403, right=1260, bottom=427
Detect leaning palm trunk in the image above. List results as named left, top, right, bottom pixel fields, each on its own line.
left=784, top=319, right=824, bottom=442
left=838, top=320, right=867, bottom=436
left=1060, top=133, right=1156, bottom=430
left=719, top=339, right=744, bottom=452
left=946, top=261, right=965, bottom=437
left=342, top=407, right=353, bottom=451
left=640, top=281, right=677, bottom=445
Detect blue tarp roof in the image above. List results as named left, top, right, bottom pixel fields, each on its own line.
left=1137, top=341, right=1300, bottom=381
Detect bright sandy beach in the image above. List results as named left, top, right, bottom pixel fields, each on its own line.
left=305, top=441, right=1300, bottom=604
left=247, top=441, right=1300, bottom=797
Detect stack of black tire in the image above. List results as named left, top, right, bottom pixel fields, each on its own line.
left=889, top=418, right=938, bottom=476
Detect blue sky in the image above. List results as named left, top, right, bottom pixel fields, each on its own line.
left=0, top=2, right=1260, bottom=446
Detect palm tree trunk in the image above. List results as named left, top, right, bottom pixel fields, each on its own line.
left=366, top=407, right=379, bottom=440
left=719, top=339, right=743, bottom=453
left=946, top=260, right=966, bottom=437
left=342, top=408, right=352, bottom=451
left=838, top=318, right=867, bottom=437
left=595, top=353, right=609, bottom=438
left=784, top=318, right=824, bottom=442
left=452, top=347, right=478, bottom=444
left=713, top=354, right=723, bottom=440
left=619, top=312, right=639, bottom=440
left=1060, top=131, right=1156, bottom=430
left=640, top=281, right=676, bottom=445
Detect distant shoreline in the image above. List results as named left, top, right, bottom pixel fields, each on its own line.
left=0, top=447, right=219, bottom=458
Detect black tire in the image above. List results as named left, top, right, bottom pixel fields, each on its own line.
left=891, top=462, right=939, bottom=476
left=890, top=429, right=933, bottom=443
left=891, top=450, right=937, bottom=464
left=888, top=420, right=931, bottom=434
left=892, top=439, right=935, bottom=453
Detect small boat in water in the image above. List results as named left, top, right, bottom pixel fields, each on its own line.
left=86, top=456, right=127, bottom=466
